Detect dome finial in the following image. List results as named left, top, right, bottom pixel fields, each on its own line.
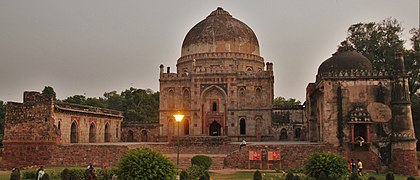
left=208, top=7, right=232, bottom=17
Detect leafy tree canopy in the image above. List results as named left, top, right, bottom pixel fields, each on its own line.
left=0, top=100, right=5, bottom=134
left=62, top=87, right=159, bottom=122
left=42, top=86, right=56, bottom=99
left=273, top=96, right=301, bottom=106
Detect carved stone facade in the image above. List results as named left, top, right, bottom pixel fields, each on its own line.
left=272, top=105, right=306, bottom=141
left=306, top=49, right=418, bottom=175
left=121, top=121, right=160, bottom=142
left=159, top=7, right=274, bottom=142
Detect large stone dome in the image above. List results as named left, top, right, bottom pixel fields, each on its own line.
left=318, top=49, right=373, bottom=74
left=181, top=7, right=260, bottom=57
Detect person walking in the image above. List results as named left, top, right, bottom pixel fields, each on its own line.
left=351, top=159, right=357, bottom=174
left=357, top=159, right=363, bottom=176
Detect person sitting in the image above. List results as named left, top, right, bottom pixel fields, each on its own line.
left=355, top=136, right=365, bottom=147
left=240, top=139, right=247, bottom=150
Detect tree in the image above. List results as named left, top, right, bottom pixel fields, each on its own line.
left=63, top=95, right=87, bottom=105
left=273, top=96, right=301, bottom=106
left=116, top=148, right=176, bottom=180
left=42, top=86, right=56, bottom=99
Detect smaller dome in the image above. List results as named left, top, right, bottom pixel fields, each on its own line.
left=317, top=49, right=373, bottom=74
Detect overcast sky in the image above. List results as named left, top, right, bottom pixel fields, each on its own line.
left=0, top=0, right=418, bottom=103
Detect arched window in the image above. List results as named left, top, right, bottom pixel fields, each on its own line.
left=184, top=119, right=190, bottom=135
left=294, top=128, right=301, bottom=139
left=70, top=121, right=78, bottom=143
left=240, top=118, right=246, bottom=135
left=256, top=87, right=262, bottom=96
left=127, top=130, right=134, bottom=142
left=58, top=121, right=61, bottom=130
left=280, top=128, right=288, bottom=140
left=212, top=102, right=217, bottom=111
left=168, top=89, right=175, bottom=109
left=89, top=123, right=96, bottom=143
left=104, top=123, right=110, bottom=142
left=141, top=130, right=148, bottom=142
left=183, top=89, right=190, bottom=109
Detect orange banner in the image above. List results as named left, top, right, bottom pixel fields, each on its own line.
left=268, top=151, right=280, bottom=160
left=249, top=151, right=261, bottom=160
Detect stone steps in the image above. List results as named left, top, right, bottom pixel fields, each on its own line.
left=166, top=154, right=226, bottom=170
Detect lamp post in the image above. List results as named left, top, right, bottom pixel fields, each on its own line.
left=173, top=112, right=184, bottom=178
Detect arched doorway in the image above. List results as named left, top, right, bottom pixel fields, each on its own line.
left=354, top=124, right=367, bottom=141
left=209, top=120, right=221, bottom=136
left=127, top=130, right=134, bottom=142
left=70, top=121, right=78, bottom=143
left=89, top=123, right=96, bottom=143
left=240, top=118, right=246, bottom=135
left=141, top=130, right=148, bottom=142
left=280, top=128, right=288, bottom=140
left=104, top=123, right=110, bottom=142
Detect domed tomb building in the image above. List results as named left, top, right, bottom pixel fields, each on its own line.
left=305, top=48, right=418, bottom=175
left=159, top=7, right=274, bottom=141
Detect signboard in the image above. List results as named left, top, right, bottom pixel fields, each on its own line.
left=249, top=151, right=261, bottom=160
left=268, top=151, right=280, bottom=161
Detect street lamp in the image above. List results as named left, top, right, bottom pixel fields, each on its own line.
left=173, top=112, right=184, bottom=178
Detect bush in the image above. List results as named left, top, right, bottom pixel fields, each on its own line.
left=186, top=165, right=207, bottom=179
left=286, top=172, right=294, bottom=180
left=116, top=148, right=176, bottom=180
left=407, top=176, right=416, bottom=180
left=253, top=170, right=262, bottom=180
left=350, top=172, right=359, bottom=180
left=10, top=168, right=21, bottom=180
left=40, top=173, right=50, bottom=180
left=179, top=170, right=189, bottom=180
left=60, top=168, right=70, bottom=180
left=317, top=171, right=327, bottom=180
left=385, top=172, right=394, bottom=180
left=293, top=175, right=301, bottom=180
left=368, top=177, right=377, bottom=180
left=191, top=155, right=212, bottom=170
left=303, top=152, right=348, bottom=179
left=22, top=170, right=36, bottom=179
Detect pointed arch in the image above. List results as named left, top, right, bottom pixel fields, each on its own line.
left=70, top=121, right=78, bottom=143
left=127, top=130, right=134, bottom=142
left=141, top=130, right=148, bottom=142
left=89, top=122, right=96, bottom=143
left=240, top=118, right=246, bottom=135
left=168, top=89, right=175, bottom=109
left=183, top=88, right=191, bottom=109
left=280, top=128, right=288, bottom=140
left=104, top=123, right=110, bottom=142
left=184, top=119, right=190, bottom=135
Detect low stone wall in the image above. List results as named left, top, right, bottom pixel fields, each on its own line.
left=225, top=144, right=338, bottom=169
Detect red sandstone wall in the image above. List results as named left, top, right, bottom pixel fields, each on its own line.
left=391, top=149, right=418, bottom=176
left=225, top=144, right=338, bottom=169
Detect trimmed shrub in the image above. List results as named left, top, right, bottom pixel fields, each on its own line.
left=317, top=171, right=327, bottom=180
left=116, top=148, right=176, bottom=180
left=179, top=170, right=189, bottom=180
left=303, top=152, right=348, bottom=179
left=191, top=155, right=212, bottom=170
left=385, top=172, right=394, bottom=180
left=293, top=175, right=301, bottom=180
left=407, top=176, right=416, bottom=180
left=10, top=168, right=21, bottom=180
left=286, top=172, right=294, bottom=180
left=253, top=170, right=262, bottom=180
left=199, top=171, right=210, bottom=180
left=368, top=177, right=377, bottom=180
left=186, top=165, right=207, bottom=179
left=60, top=168, right=71, bottom=180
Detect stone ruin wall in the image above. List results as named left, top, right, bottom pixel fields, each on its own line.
left=3, top=92, right=60, bottom=168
